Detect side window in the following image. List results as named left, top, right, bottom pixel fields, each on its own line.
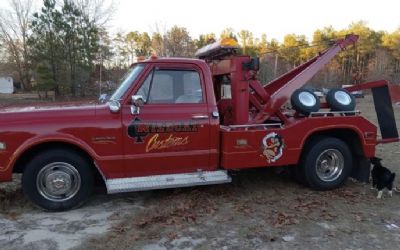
left=136, top=72, right=151, bottom=102
left=179, top=71, right=203, bottom=103
left=136, top=69, right=203, bottom=104
left=149, top=72, right=174, bottom=102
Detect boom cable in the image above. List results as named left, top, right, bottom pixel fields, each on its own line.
left=256, top=35, right=352, bottom=55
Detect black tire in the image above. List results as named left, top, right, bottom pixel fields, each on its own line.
left=292, top=136, right=321, bottom=186
left=326, top=88, right=356, bottom=111
left=291, top=164, right=307, bottom=185
left=300, top=136, right=352, bottom=190
left=291, top=89, right=320, bottom=115
left=22, top=149, right=94, bottom=211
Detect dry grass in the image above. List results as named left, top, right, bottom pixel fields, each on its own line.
left=0, top=175, right=31, bottom=215
left=0, top=188, right=23, bottom=210
left=77, top=186, right=232, bottom=250
left=76, top=169, right=390, bottom=250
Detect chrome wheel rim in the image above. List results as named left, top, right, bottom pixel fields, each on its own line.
left=334, top=91, right=352, bottom=105
left=36, top=162, right=81, bottom=202
left=299, top=92, right=316, bottom=107
left=315, top=149, right=344, bottom=182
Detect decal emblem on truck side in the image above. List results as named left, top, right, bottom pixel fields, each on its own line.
left=127, top=118, right=198, bottom=144
left=261, top=132, right=284, bottom=163
left=128, top=117, right=148, bottom=143
left=145, top=134, right=189, bottom=152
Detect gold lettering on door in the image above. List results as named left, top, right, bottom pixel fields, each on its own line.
left=145, top=134, right=189, bottom=152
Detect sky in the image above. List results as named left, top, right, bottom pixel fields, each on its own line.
left=108, top=0, right=400, bottom=41
left=1, top=0, right=399, bottom=41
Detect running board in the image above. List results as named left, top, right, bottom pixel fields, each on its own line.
left=106, top=170, right=231, bottom=194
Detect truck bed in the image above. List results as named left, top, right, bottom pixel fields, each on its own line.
left=219, top=114, right=377, bottom=169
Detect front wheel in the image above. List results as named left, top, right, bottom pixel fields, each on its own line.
left=22, top=149, right=94, bottom=211
left=300, top=137, right=352, bottom=190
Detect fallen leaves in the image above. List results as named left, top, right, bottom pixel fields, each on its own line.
left=167, top=232, right=178, bottom=241
left=132, top=189, right=218, bottom=228
left=320, top=209, right=337, bottom=221
left=234, top=203, right=253, bottom=215
left=290, top=199, right=324, bottom=215
left=322, top=186, right=373, bottom=204
left=5, top=211, right=19, bottom=220
left=0, top=187, right=29, bottom=213
left=355, top=215, right=362, bottom=222
left=110, top=224, right=130, bottom=233
left=270, top=212, right=300, bottom=228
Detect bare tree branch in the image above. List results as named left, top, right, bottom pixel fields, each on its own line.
left=74, top=0, right=116, bottom=28
left=0, top=0, right=35, bottom=89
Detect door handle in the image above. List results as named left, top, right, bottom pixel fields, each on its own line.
left=192, top=114, right=209, bottom=120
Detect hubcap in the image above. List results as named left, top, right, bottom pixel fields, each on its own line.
left=36, top=162, right=81, bottom=202
left=334, top=91, right=351, bottom=105
left=298, top=92, right=316, bottom=107
left=315, top=149, right=344, bottom=182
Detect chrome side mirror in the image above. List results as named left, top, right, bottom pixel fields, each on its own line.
left=108, top=100, right=121, bottom=113
left=131, top=95, right=144, bottom=115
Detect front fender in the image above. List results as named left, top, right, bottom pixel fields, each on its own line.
left=0, top=133, right=100, bottom=181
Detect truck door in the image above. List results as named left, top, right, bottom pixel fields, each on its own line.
left=122, top=64, right=214, bottom=177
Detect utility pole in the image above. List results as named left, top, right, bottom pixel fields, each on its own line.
left=99, top=38, right=103, bottom=96
left=274, top=53, right=278, bottom=78
left=99, top=51, right=102, bottom=96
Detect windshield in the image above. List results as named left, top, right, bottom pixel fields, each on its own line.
left=110, top=64, right=145, bottom=101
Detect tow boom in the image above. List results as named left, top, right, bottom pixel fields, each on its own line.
left=198, top=35, right=359, bottom=124
left=254, top=34, right=359, bottom=123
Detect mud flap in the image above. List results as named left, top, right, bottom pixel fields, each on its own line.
left=351, top=156, right=370, bottom=183
left=372, top=85, right=399, bottom=139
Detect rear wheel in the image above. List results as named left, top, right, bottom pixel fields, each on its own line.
left=22, top=149, right=93, bottom=211
left=291, top=164, right=306, bottom=185
left=300, top=136, right=352, bottom=190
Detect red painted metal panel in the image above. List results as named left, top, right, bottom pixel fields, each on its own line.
left=120, top=61, right=218, bottom=177
left=0, top=103, right=125, bottom=179
left=230, top=56, right=250, bottom=124
left=220, top=115, right=376, bottom=169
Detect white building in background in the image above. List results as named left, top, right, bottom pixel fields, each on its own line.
left=0, top=76, right=14, bottom=94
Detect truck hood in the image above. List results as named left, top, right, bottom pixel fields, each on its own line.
left=0, top=100, right=97, bottom=113
left=0, top=101, right=97, bottom=125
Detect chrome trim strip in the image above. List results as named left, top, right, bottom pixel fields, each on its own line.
left=221, top=123, right=282, bottom=131
left=106, top=170, right=231, bottom=194
left=228, top=123, right=282, bottom=128
left=192, top=115, right=209, bottom=120
left=309, top=110, right=361, bottom=117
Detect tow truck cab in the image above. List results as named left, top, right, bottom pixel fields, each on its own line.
left=120, top=54, right=377, bottom=179
left=119, top=58, right=220, bottom=176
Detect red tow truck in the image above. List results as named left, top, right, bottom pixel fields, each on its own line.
left=1, top=35, right=399, bottom=211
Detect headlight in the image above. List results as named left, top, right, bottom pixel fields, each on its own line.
left=0, top=142, right=6, bottom=150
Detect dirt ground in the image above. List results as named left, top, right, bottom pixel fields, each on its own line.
left=1, top=95, right=400, bottom=250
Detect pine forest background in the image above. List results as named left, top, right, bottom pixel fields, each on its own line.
left=1, top=0, right=400, bottom=98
